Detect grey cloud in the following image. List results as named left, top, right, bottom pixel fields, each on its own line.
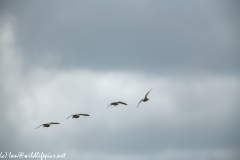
left=1, top=69, right=240, bottom=160
left=1, top=0, right=239, bottom=74
left=1, top=1, right=240, bottom=160
left=1, top=63, right=239, bottom=159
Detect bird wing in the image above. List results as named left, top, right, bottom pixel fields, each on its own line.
left=107, top=103, right=111, bottom=109
left=137, top=99, right=143, bottom=108
left=79, top=114, right=89, bottom=116
left=145, top=88, right=153, bottom=98
left=36, top=124, right=43, bottom=129
left=118, top=101, right=127, bottom=105
left=50, top=122, right=60, bottom=124
left=66, top=115, right=73, bottom=120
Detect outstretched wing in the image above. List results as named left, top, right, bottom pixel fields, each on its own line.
left=118, top=101, right=127, bottom=105
left=50, top=122, right=60, bottom=124
left=107, top=103, right=111, bottom=109
left=36, top=124, right=43, bottom=129
left=79, top=114, right=90, bottom=116
left=66, top=115, right=73, bottom=120
left=137, top=99, right=143, bottom=108
left=145, top=88, right=153, bottom=98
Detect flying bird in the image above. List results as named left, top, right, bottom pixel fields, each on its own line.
left=36, top=122, right=60, bottom=129
left=107, top=101, right=127, bottom=109
left=137, top=88, right=153, bottom=108
left=66, top=114, right=90, bottom=120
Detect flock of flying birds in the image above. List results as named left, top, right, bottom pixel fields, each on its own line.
left=36, top=88, right=153, bottom=129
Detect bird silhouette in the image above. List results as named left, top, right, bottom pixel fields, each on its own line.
left=36, top=122, right=60, bottom=129
left=66, top=114, right=90, bottom=120
left=107, top=101, right=127, bottom=109
left=137, top=88, right=153, bottom=107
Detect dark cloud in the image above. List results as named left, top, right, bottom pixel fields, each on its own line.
left=1, top=0, right=239, bottom=74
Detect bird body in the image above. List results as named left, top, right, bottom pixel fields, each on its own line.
left=43, top=124, right=50, bottom=127
left=137, top=88, right=152, bottom=107
left=72, top=115, right=80, bottom=118
left=107, top=101, right=127, bottom=108
left=66, top=114, right=90, bottom=120
left=36, top=122, right=60, bottom=129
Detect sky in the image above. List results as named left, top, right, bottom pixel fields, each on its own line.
left=0, top=0, right=240, bottom=160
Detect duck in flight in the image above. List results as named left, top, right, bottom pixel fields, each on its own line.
left=66, top=114, right=90, bottom=120
left=36, top=122, right=60, bottom=129
left=107, top=101, right=127, bottom=109
left=137, top=88, right=153, bottom=108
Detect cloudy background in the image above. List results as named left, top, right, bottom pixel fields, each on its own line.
left=0, top=0, right=240, bottom=159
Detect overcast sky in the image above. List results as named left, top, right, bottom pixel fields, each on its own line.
left=0, top=1, right=240, bottom=160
